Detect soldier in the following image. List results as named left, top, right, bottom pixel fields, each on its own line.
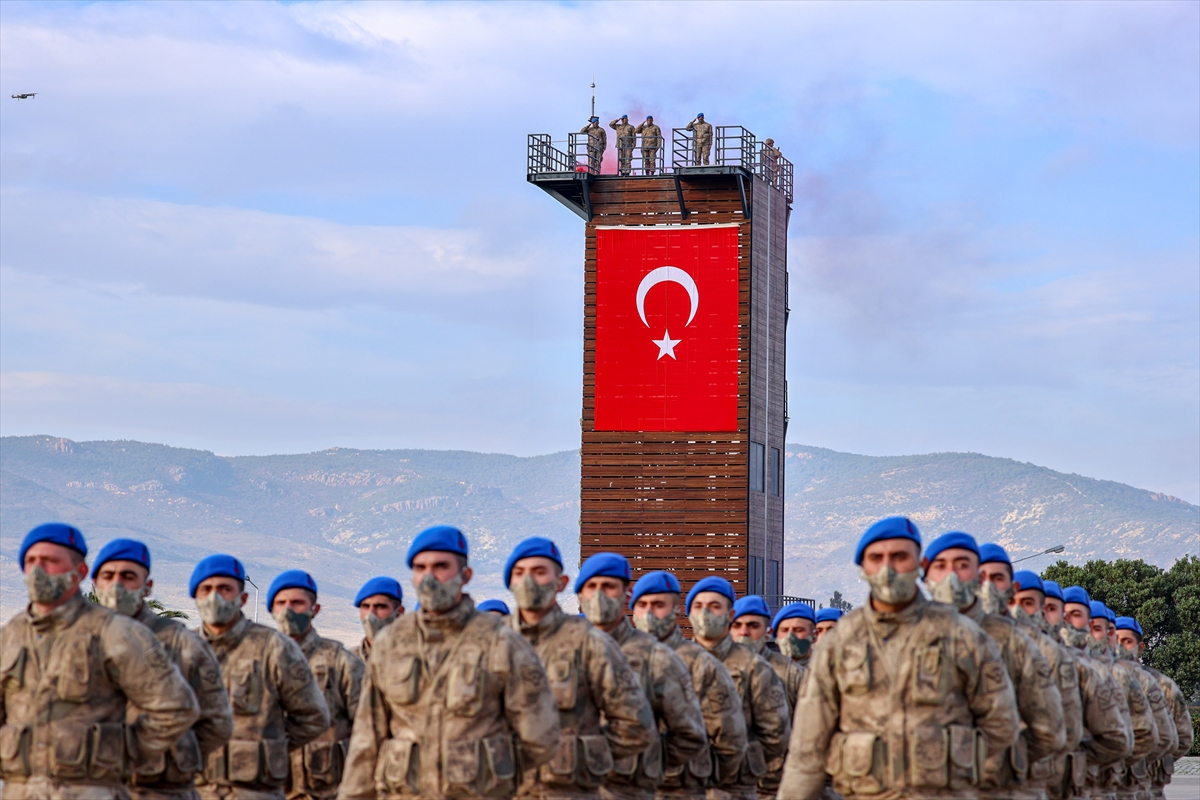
left=351, top=576, right=404, bottom=664
left=190, top=554, right=330, bottom=800
left=759, top=139, right=781, bottom=186
left=504, top=536, right=656, bottom=800
left=1113, top=617, right=1194, bottom=800
left=778, top=517, right=1021, bottom=800
left=610, top=116, right=636, bottom=177
left=581, top=117, right=607, bottom=173
left=686, top=114, right=713, bottom=166
left=770, top=603, right=815, bottom=665
left=1, top=524, right=200, bottom=800
left=477, top=599, right=511, bottom=617
left=629, top=571, right=748, bottom=800
left=923, top=536, right=1066, bottom=800
left=686, top=577, right=791, bottom=800
left=575, top=553, right=707, bottom=800
left=730, top=596, right=806, bottom=710
left=813, top=608, right=841, bottom=643
left=339, top=525, right=561, bottom=800
left=267, top=571, right=364, bottom=800
left=636, top=116, right=662, bottom=175
left=91, top=538, right=234, bottom=800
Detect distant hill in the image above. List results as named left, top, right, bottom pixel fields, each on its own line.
left=2, top=435, right=1195, bottom=643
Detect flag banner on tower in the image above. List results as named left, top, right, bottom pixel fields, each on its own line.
left=594, top=224, right=740, bottom=431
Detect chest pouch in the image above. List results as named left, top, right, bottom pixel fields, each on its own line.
left=379, top=738, right=419, bottom=794
left=385, top=655, right=422, bottom=706
left=229, top=660, right=263, bottom=716
left=838, top=643, right=872, bottom=696
left=56, top=636, right=94, bottom=703
left=0, top=723, right=31, bottom=778
left=912, top=642, right=946, bottom=705
left=447, top=646, right=485, bottom=717
left=548, top=658, right=577, bottom=712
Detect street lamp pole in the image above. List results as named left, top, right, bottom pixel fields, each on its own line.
left=1012, top=545, right=1066, bottom=564
left=245, top=576, right=260, bottom=623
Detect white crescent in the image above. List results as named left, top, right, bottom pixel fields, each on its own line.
left=636, top=266, right=699, bottom=328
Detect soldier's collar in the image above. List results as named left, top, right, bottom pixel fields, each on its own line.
left=864, top=591, right=929, bottom=627
left=663, top=625, right=685, bottom=650
left=203, top=611, right=250, bottom=646
left=608, top=615, right=635, bottom=645
left=29, top=590, right=88, bottom=631
left=961, top=598, right=986, bottom=625
left=515, top=602, right=565, bottom=642
left=297, top=624, right=322, bottom=657
left=707, top=632, right=735, bottom=660
left=417, top=593, right=475, bottom=634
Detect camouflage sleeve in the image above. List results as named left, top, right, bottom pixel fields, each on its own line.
left=270, top=632, right=331, bottom=749
left=1078, top=660, right=1133, bottom=765
left=778, top=630, right=839, bottom=800
left=1138, top=668, right=1176, bottom=757
left=0, top=621, right=16, bottom=726
left=1012, top=627, right=1066, bottom=761
left=585, top=625, right=655, bottom=759
left=1163, top=675, right=1194, bottom=757
left=1118, top=666, right=1158, bottom=762
left=697, top=652, right=747, bottom=785
left=686, top=120, right=696, bottom=131
left=960, top=618, right=1020, bottom=757
left=580, top=124, right=591, bottom=133
left=102, top=613, right=200, bottom=758
left=178, top=629, right=233, bottom=758
left=339, top=646, right=366, bottom=727
left=750, top=656, right=792, bottom=764
left=1054, top=646, right=1084, bottom=754
left=496, top=625, right=560, bottom=770
left=338, top=655, right=391, bottom=800
left=653, top=644, right=707, bottom=769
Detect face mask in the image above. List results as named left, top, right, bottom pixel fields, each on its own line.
left=197, top=592, right=242, bottom=626
left=780, top=633, right=812, bottom=659
left=689, top=609, right=730, bottom=640
left=633, top=610, right=676, bottom=640
left=25, top=566, right=77, bottom=605
left=978, top=581, right=1014, bottom=615
left=733, top=634, right=765, bottom=654
left=362, top=613, right=392, bottom=641
left=1009, top=604, right=1042, bottom=626
left=414, top=571, right=464, bottom=613
left=511, top=574, right=558, bottom=612
left=926, top=572, right=978, bottom=610
left=859, top=565, right=920, bottom=605
left=1086, top=635, right=1110, bottom=657
left=1057, top=621, right=1089, bottom=649
left=97, top=583, right=145, bottom=616
left=272, top=607, right=313, bottom=636
left=1116, top=646, right=1138, bottom=662
left=580, top=592, right=624, bottom=626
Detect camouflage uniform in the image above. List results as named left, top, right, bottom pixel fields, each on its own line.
left=0, top=592, right=201, bottom=800
left=338, top=595, right=561, bottom=800
left=1140, top=666, right=1193, bottom=800
left=635, top=121, right=663, bottom=175
left=581, top=123, right=607, bottom=174
left=736, top=639, right=804, bottom=800
left=685, top=120, right=713, bottom=166
left=348, top=639, right=370, bottom=665
left=1012, top=618, right=1083, bottom=800
left=659, top=627, right=748, bottom=800
left=198, top=613, right=330, bottom=800
left=128, top=602, right=234, bottom=800
left=694, top=634, right=790, bottom=800
left=1109, top=660, right=1172, bottom=800
left=961, top=602, right=1065, bottom=800
left=512, top=603, right=656, bottom=800
left=288, top=626, right=364, bottom=800
left=610, top=119, right=636, bottom=177
left=602, top=617, right=708, bottom=800
left=1099, top=653, right=1158, bottom=800
left=759, top=144, right=781, bottom=186
left=1056, top=644, right=1132, bottom=800
left=778, top=593, right=1022, bottom=800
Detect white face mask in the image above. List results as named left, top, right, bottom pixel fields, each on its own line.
left=860, top=565, right=920, bottom=605
left=413, top=571, right=464, bottom=613
left=97, top=582, right=146, bottom=616
left=197, top=592, right=242, bottom=626
left=272, top=607, right=313, bottom=636
left=510, top=574, right=558, bottom=612
left=689, top=608, right=730, bottom=640
left=580, top=592, right=624, bottom=626
left=926, top=571, right=978, bottom=610
left=25, top=566, right=78, bottom=605
left=362, top=613, right=392, bottom=641
left=978, top=581, right=1014, bottom=615
left=633, top=610, right=676, bottom=640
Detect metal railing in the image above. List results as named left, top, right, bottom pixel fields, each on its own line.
left=672, top=125, right=757, bottom=170
left=762, top=594, right=814, bottom=610
left=527, top=133, right=577, bottom=175
left=756, top=145, right=794, bottom=202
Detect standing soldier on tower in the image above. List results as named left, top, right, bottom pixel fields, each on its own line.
left=628, top=572, right=748, bottom=800
left=610, top=116, right=636, bottom=177
left=686, top=114, right=713, bottom=166
left=581, top=116, right=607, bottom=173
left=575, top=553, right=708, bottom=800
left=1, top=524, right=201, bottom=800
left=636, top=116, right=662, bottom=175
left=505, top=536, right=656, bottom=800
left=190, top=554, right=330, bottom=800
left=267, top=570, right=365, bottom=800
left=778, top=517, right=1021, bottom=800
left=91, top=538, right=233, bottom=800
left=760, top=139, right=781, bottom=186
left=351, top=576, right=404, bottom=665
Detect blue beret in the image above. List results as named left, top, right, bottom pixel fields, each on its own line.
left=772, top=601, right=815, bottom=631
left=19, top=522, right=87, bottom=567
left=855, top=517, right=921, bottom=565
left=504, top=537, right=563, bottom=587
left=93, top=538, right=150, bottom=573
left=697, top=112, right=704, bottom=117
left=267, top=570, right=317, bottom=609
left=1089, top=601, right=1108, bottom=621
left=1099, top=603, right=1115, bottom=623
left=1043, top=580, right=1064, bottom=602
left=1012, top=570, right=1044, bottom=594
left=1114, top=616, right=1142, bottom=636
left=815, top=607, right=843, bottom=624
left=477, top=599, right=510, bottom=615
left=406, top=525, right=468, bottom=568
left=923, top=532, right=979, bottom=566
left=189, top=554, right=246, bottom=598
left=354, top=576, right=403, bottom=607
left=733, top=595, right=771, bottom=621
left=574, top=552, right=632, bottom=593
left=685, top=576, right=736, bottom=612
left=978, top=543, right=1011, bottom=567
left=630, top=571, right=681, bottom=607
left=1063, top=586, right=1091, bottom=608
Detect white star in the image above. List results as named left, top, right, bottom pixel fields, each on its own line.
left=653, top=329, right=681, bottom=360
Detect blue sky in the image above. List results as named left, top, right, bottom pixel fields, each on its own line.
left=1, top=1, right=1197, bottom=502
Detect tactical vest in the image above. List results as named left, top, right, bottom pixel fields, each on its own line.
left=291, top=633, right=358, bottom=797
left=659, top=639, right=717, bottom=791
left=608, top=631, right=664, bottom=791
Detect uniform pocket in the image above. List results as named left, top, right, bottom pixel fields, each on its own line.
left=304, top=740, right=341, bottom=789
left=548, top=659, right=577, bottom=711
left=444, top=738, right=480, bottom=792
left=912, top=643, right=945, bottom=705
left=543, top=737, right=576, bottom=780
left=264, top=739, right=289, bottom=782
left=686, top=746, right=713, bottom=779
left=0, top=723, right=31, bottom=777
left=89, top=722, right=126, bottom=782
left=612, top=754, right=638, bottom=776
left=49, top=720, right=90, bottom=780
left=384, top=656, right=422, bottom=706
left=642, top=740, right=664, bottom=781
left=57, top=637, right=92, bottom=703
left=1009, top=735, right=1029, bottom=778
left=826, top=731, right=845, bottom=778
left=838, top=643, right=871, bottom=696
left=481, top=732, right=516, bottom=793
left=0, top=647, right=26, bottom=693
left=910, top=725, right=949, bottom=788
left=229, top=661, right=263, bottom=716
left=580, top=735, right=613, bottom=784
left=841, top=732, right=885, bottom=795
left=744, top=740, right=768, bottom=778
left=226, top=739, right=261, bottom=783
left=447, top=646, right=484, bottom=717
left=380, top=738, right=419, bottom=794
left=948, top=725, right=979, bottom=788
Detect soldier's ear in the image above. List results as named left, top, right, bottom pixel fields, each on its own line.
left=461, top=566, right=473, bottom=587
left=239, top=592, right=249, bottom=608
left=311, top=603, right=321, bottom=618
left=144, top=578, right=154, bottom=597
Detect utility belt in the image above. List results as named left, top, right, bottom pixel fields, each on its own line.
left=204, top=737, right=289, bottom=787
left=376, top=732, right=518, bottom=798
left=825, top=726, right=987, bottom=796
left=0, top=720, right=134, bottom=784
left=609, top=738, right=664, bottom=790
left=291, top=737, right=350, bottom=793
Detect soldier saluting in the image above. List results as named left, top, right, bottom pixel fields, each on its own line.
left=685, top=114, right=712, bottom=166
left=1, top=524, right=200, bottom=800
left=609, top=116, right=636, bottom=177
left=581, top=116, right=607, bottom=173
left=635, top=116, right=662, bottom=175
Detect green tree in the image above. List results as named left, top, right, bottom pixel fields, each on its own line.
left=829, top=590, right=853, bottom=611
left=85, top=585, right=190, bottom=620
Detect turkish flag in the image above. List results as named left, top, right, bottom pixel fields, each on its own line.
left=594, top=225, right=740, bottom=431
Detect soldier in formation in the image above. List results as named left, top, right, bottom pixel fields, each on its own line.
left=812, top=608, right=841, bottom=643
left=581, top=116, right=607, bottom=173
left=477, top=599, right=511, bottom=617
left=351, top=575, right=404, bottom=664
left=730, top=597, right=805, bottom=712
left=636, top=116, right=662, bottom=175
left=609, top=116, right=636, bottom=177
left=770, top=602, right=815, bottom=666
left=686, top=114, right=713, bottom=165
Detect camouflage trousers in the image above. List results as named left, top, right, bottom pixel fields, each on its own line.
left=693, top=141, right=711, bottom=166
left=642, top=148, right=658, bottom=174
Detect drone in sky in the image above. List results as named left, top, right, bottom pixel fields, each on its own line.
left=11, top=93, right=37, bottom=100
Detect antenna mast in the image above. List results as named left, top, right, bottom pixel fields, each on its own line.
left=591, top=75, right=595, bottom=118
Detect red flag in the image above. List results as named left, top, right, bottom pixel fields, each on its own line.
left=594, top=225, right=740, bottom=431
